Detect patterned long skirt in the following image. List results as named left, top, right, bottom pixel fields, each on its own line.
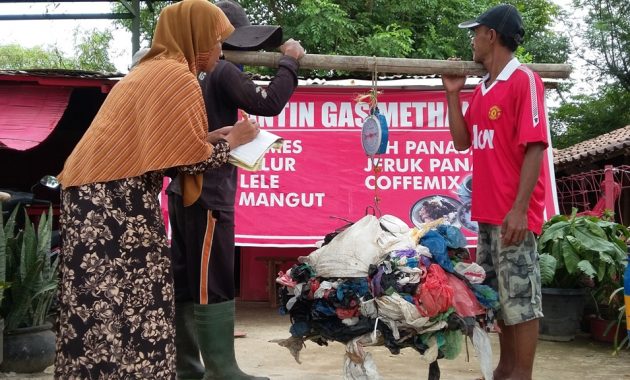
left=55, top=172, right=175, bottom=379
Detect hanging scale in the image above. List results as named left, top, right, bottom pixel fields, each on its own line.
left=359, top=58, right=389, bottom=215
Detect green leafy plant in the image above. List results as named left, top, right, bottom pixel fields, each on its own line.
left=589, top=278, right=624, bottom=321
left=538, top=208, right=629, bottom=289
left=0, top=205, right=58, bottom=331
left=0, top=209, right=8, bottom=306
left=604, top=287, right=629, bottom=354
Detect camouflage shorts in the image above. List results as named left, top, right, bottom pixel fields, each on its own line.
left=476, top=223, right=544, bottom=325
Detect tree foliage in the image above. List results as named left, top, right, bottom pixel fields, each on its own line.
left=73, top=29, right=117, bottom=72
left=0, top=44, right=72, bottom=70
left=112, top=1, right=171, bottom=47
left=551, top=85, right=630, bottom=148
left=112, top=0, right=567, bottom=64
left=575, top=0, right=630, bottom=91
left=0, top=28, right=116, bottom=72
left=550, top=0, right=630, bottom=148
left=238, top=0, right=567, bottom=63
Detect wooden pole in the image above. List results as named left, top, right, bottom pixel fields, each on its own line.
left=223, top=51, right=572, bottom=79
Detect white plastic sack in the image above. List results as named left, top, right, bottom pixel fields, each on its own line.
left=376, top=214, right=418, bottom=253
left=415, top=244, right=432, bottom=258
left=343, top=333, right=383, bottom=380
left=376, top=231, right=417, bottom=253
left=359, top=294, right=446, bottom=339
left=285, top=283, right=306, bottom=311
left=454, top=262, right=486, bottom=284
left=313, top=280, right=336, bottom=299
left=396, top=266, right=425, bottom=285
left=420, top=336, right=439, bottom=363
left=299, top=215, right=385, bottom=278
left=472, top=325, right=493, bottom=380
left=379, top=214, right=411, bottom=234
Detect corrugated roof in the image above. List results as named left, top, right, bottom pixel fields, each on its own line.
left=0, top=69, right=123, bottom=79
left=554, top=125, right=630, bottom=167
left=0, top=69, right=121, bottom=91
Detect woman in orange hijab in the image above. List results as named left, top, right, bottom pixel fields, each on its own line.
left=54, top=1, right=259, bottom=378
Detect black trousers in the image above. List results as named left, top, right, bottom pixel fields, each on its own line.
left=168, top=193, right=235, bottom=304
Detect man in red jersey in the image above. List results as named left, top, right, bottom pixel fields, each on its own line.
left=442, top=4, right=547, bottom=380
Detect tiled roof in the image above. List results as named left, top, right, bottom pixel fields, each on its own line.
left=554, top=125, right=630, bottom=167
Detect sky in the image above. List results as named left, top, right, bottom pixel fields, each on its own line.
left=0, top=2, right=135, bottom=72
left=0, top=1, right=594, bottom=93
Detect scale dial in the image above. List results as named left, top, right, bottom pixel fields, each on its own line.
left=361, top=111, right=388, bottom=156
left=361, top=116, right=382, bottom=156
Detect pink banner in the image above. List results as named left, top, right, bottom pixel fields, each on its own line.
left=233, top=88, right=557, bottom=247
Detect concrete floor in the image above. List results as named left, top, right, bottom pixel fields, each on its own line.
left=2, top=301, right=629, bottom=380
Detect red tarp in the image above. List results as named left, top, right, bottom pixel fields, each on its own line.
left=0, top=84, right=72, bottom=151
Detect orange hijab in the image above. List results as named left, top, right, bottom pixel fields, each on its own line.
left=58, top=0, right=234, bottom=205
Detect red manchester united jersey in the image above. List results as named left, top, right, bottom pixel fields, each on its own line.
left=464, top=58, right=549, bottom=234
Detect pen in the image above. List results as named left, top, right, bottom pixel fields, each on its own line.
left=240, top=110, right=249, bottom=120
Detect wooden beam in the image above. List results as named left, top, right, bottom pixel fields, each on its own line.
left=223, top=51, right=572, bottom=79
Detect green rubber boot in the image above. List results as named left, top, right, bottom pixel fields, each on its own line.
left=175, top=302, right=205, bottom=380
left=193, top=301, right=269, bottom=380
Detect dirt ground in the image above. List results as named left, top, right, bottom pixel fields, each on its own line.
left=2, top=301, right=629, bottom=380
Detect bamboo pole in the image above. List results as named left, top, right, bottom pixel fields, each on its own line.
left=223, top=51, right=572, bottom=79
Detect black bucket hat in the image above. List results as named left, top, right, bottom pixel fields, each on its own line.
left=458, top=4, right=525, bottom=44
left=216, top=0, right=283, bottom=51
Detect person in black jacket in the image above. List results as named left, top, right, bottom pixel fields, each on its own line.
left=166, top=1, right=305, bottom=379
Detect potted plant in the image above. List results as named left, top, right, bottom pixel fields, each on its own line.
left=584, top=276, right=621, bottom=339
left=587, top=285, right=629, bottom=350
left=0, top=207, right=9, bottom=367
left=537, top=209, right=629, bottom=341
left=0, top=205, right=58, bottom=373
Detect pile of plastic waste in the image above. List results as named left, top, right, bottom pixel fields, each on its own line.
left=272, top=214, right=499, bottom=380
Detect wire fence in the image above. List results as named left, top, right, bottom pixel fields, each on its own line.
left=555, top=165, right=630, bottom=225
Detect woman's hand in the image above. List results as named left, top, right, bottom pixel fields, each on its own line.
left=207, top=126, right=232, bottom=144
left=224, top=118, right=259, bottom=149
